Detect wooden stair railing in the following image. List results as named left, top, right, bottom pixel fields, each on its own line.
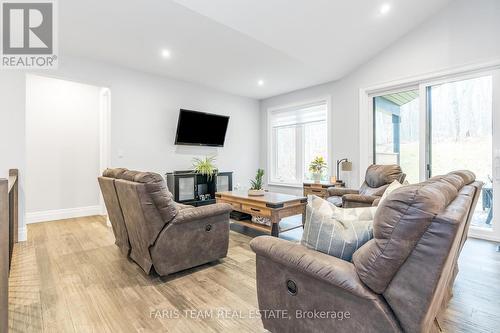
left=0, top=177, right=8, bottom=333
left=1, top=168, right=19, bottom=333
left=8, top=169, right=18, bottom=268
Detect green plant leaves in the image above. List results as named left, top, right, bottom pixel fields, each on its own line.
left=250, top=168, right=265, bottom=190
left=308, top=156, right=327, bottom=173
left=192, top=155, right=217, bottom=179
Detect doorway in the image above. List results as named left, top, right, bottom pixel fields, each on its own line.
left=25, top=75, right=111, bottom=223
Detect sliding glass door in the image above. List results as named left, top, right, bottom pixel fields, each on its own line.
left=371, top=69, right=500, bottom=240
left=428, top=75, right=493, bottom=228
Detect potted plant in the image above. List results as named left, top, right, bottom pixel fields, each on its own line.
left=192, top=155, right=217, bottom=179
left=309, top=156, right=327, bottom=183
left=248, top=169, right=265, bottom=196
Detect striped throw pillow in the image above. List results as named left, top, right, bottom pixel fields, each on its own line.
left=301, top=195, right=375, bottom=261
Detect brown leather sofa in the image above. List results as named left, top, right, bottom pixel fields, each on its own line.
left=327, top=164, right=406, bottom=208
left=250, top=170, right=482, bottom=333
left=98, top=168, right=232, bottom=276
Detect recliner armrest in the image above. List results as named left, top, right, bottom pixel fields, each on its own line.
left=171, top=203, right=232, bottom=224
left=342, top=194, right=380, bottom=208
left=175, top=202, right=194, bottom=210
left=327, top=187, right=359, bottom=197
left=250, top=236, right=377, bottom=300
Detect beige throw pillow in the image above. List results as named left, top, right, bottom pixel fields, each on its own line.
left=301, top=196, right=376, bottom=261
left=378, top=180, right=404, bottom=205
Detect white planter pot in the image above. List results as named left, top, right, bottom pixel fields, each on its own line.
left=312, top=173, right=322, bottom=183
left=248, top=189, right=265, bottom=196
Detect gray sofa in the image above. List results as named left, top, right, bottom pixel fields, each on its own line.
left=251, top=170, right=482, bottom=333
left=98, top=168, right=232, bottom=276
left=327, top=164, right=406, bottom=208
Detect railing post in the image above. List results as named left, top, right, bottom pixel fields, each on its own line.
left=0, top=178, right=9, bottom=333
left=9, top=169, right=18, bottom=244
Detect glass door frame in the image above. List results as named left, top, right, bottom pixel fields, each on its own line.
left=421, top=69, right=500, bottom=241
left=369, top=84, right=425, bottom=181
left=363, top=68, right=500, bottom=242
left=368, top=84, right=422, bottom=179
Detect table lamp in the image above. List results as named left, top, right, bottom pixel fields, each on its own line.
left=336, top=158, right=352, bottom=184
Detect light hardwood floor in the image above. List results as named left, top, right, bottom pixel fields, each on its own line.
left=8, top=216, right=500, bottom=332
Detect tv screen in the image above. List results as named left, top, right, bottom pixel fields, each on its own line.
left=175, top=109, right=230, bottom=147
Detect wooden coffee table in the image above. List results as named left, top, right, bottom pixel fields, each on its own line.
left=215, top=191, right=307, bottom=237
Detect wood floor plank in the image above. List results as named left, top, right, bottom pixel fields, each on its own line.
left=8, top=216, right=500, bottom=332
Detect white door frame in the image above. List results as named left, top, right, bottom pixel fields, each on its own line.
left=99, top=88, right=112, bottom=216
left=360, top=59, right=500, bottom=242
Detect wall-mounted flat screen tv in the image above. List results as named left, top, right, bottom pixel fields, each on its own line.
left=175, top=109, right=230, bottom=147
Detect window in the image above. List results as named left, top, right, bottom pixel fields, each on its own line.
left=269, top=100, right=328, bottom=185
left=373, top=89, right=420, bottom=184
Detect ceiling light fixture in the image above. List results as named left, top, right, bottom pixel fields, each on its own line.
left=161, top=49, right=171, bottom=58
left=379, top=3, right=391, bottom=15
left=258, top=80, right=264, bottom=86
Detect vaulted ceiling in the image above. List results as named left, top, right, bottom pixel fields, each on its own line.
left=60, top=0, right=453, bottom=99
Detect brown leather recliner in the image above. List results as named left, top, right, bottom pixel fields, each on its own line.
left=327, top=164, right=406, bottom=208
left=98, top=168, right=232, bottom=276
left=98, top=168, right=131, bottom=255
left=250, top=170, right=482, bottom=333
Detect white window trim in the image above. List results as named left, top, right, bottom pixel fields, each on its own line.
left=267, top=96, right=332, bottom=187
left=359, top=58, right=500, bottom=242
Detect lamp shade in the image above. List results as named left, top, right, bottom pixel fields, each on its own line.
left=341, top=161, right=352, bottom=172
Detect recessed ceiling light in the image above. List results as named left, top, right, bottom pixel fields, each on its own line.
left=161, top=49, right=171, bottom=58
left=258, top=80, right=264, bottom=86
left=379, top=3, right=391, bottom=15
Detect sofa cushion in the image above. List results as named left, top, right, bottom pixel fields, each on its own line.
left=452, top=170, right=476, bottom=185
left=352, top=171, right=474, bottom=294
left=326, top=195, right=342, bottom=207
left=301, top=195, right=376, bottom=261
left=102, top=167, right=128, bottom=178
left=114, top=170, right=179, bottom=224
left=360, top=183, right=389, bottom=197
left=365, top=164, right=403, bottom=188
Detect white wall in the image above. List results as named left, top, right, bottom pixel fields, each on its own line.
left=0, top=56, right=260, bottom=238
left=49, top=57, right=260, bottom=188
left=26, top=75, right=102, bottom=216
left=260, top=0, right=500, bottom=193
left=0, top=72, right=26, bottom=239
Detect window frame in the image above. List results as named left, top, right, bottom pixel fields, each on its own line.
left=267, top=97, right=331, bottom=187
left=371, top=87, right=421, bottom=184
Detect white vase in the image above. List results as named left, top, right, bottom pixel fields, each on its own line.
left=248, top=189, right=265, bottom=196
left=312, top=173, right=321, bottom=183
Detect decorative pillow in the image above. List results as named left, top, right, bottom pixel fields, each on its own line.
left=301, top=195, right=376, bottom=261
left=378, top=180, right=403, bottom=205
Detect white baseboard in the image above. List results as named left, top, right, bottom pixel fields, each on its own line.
left=26, top=205, right=102, bottom=224
left=18, top=226, right=27, bottom=242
